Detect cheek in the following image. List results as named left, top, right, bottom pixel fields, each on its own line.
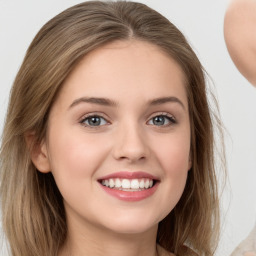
left=46, top=131, right=111, bottom=213
left=161, top=142, right=189, bottom=165
left=47, top=128, right=109, bottom=182
left=159, top=143, right=189, bottom=191
left=153, top=131, right=191, bottom=175
left=150, top=131, right=190, bottom=200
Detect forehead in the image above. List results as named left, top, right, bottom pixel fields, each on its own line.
left=56, top=40, right=188, bottom=109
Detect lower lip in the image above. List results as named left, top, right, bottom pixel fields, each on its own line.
left=99, top=183, right=159, bottom=202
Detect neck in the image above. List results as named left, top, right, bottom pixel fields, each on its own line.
left=59, top=213, right=159, bottom=256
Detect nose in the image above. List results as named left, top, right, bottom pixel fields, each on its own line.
left=112, top=122, right=150, bottom=163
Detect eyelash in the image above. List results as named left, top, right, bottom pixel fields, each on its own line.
left=79, top=113, right=110, bottom=128
left=147, top=112, right=177, bottom=127
left=79, top=112, right=177, bottom=128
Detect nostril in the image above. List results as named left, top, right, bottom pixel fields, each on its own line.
left=111, top=129, right=149, bottom=162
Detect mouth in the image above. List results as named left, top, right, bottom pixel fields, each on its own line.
left=97, top=172, right=160, bottom=201
left=99, top=178, right=156, bottom=191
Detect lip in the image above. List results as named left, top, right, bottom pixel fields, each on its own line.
left=98, top=171, right=160, bottom=202
left=98, top=171, right=159, bottom=180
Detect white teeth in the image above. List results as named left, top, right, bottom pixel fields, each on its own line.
left=145, top=179, right=149, bottom=189
left=109, top=179, right=114, bottom=188
left=101, top=178, right=154, bottom=190
left=122, top=179, right=130, bottom=189
left=115, top=178, right=122, bottom=188
left=139, top=180, right=144, bottom=188
left=130, top=179, right=139, bottom=189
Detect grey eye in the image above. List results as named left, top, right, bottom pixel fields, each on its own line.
left=82, top=116, right=108, bottom=126
left=148, top=115, right=176, bottom=126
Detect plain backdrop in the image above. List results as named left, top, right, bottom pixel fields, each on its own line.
left=0, top=0, right=256, bottom=255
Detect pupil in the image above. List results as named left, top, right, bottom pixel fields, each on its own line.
left=153, top=116, right=164, bottom=125
left=89, top=117, right=100, bottom=126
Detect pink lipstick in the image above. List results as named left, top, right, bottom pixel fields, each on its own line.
left=98, top=171, right=159, bottom=202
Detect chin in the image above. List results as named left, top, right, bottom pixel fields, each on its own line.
left=106, top=221, right=158, bottom=235
left=98, top=209, right=162, bottom=235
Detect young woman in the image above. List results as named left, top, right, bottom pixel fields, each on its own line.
left=0, top=1, right=224, bottom=256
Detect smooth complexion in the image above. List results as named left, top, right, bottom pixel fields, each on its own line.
left=32, top=40, right=191, bottom=256
left=224, top=0, right=256, bottom=86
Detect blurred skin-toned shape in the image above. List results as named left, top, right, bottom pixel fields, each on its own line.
left=224, top=0, right=256, bottom=86
left=225, top=1, right=256, bottom=255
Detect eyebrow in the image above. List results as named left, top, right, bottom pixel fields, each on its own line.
left=69, top=96, right=185, bottom=110
left=148, top=96, right=185, bottom=109
left=69, top=97, right=117, bottom=109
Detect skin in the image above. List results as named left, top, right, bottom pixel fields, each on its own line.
left=224, top=0, right=256, bottom=86
left=31, top=40, right=191, bottom=256
left=225, top=1, right=256, bottom=255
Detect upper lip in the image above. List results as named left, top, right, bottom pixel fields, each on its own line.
left=98, top=171, right=159, bottom=181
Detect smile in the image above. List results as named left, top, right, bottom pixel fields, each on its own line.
left=98, top=172, right=159, bottom=201
left=101, top=178, right=154, bottom=191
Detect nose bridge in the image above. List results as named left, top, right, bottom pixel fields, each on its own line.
left=112, top=119, right=149, bottom=162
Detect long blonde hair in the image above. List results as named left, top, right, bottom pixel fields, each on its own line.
left=0, top=1, right=224, bottom=255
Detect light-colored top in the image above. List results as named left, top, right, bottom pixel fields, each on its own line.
left=230, top=224, right=256, bottom=256
left=157, top=244, right=198, bottom=256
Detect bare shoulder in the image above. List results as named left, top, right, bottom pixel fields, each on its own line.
left=157, top=244, right=198, bottom=256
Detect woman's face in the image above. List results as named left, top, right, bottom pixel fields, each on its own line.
left=39, top=40, right=191, bottom=235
